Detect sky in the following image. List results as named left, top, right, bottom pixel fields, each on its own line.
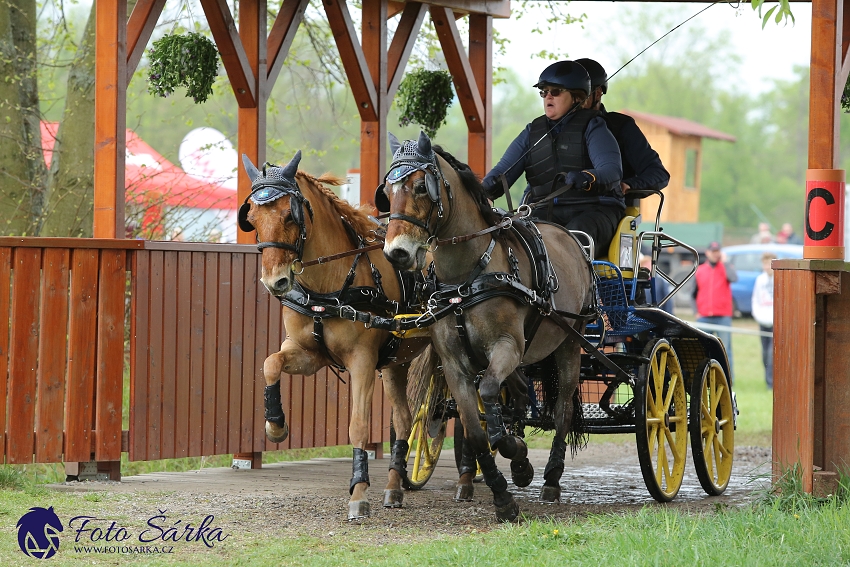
left=492, top=1, right=813, bottom=94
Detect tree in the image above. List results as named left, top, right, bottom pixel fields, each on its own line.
left=0, top=0, right=46, bottom=236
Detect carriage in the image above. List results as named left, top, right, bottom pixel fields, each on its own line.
left=394, top=185, right=737, bottom=504
left=242, top=138, right=736, bottom=521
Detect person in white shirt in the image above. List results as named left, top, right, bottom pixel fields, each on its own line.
left=751, top=252, right=776, bottom=389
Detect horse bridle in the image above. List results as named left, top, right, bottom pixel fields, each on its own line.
left=376, top=147, right=452, bottom=238
left=237, top=167, right=314, bottom=259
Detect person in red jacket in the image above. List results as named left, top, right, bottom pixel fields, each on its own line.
left=692, top=241, right=738, bottom=376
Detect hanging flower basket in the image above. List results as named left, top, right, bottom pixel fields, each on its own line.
left=396, top=69, right=454, bottom=138
left=147, top=32, right=219, bottom=103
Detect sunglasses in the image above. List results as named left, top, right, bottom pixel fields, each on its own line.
left=539, top=88, right=565, bottom=98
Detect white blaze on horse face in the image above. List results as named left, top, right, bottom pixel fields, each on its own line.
left=260, top=257, right=294, bottom=296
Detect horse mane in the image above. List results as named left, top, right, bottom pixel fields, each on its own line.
left=295, top=170, right=379, bottom=238
left=433, top=146, right=502, bottom=227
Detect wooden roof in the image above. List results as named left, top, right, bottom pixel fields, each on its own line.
left=623, top=109, right=737, bottom=142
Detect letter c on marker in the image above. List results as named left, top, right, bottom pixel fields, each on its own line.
left=805, top=187, right=835, bottom=241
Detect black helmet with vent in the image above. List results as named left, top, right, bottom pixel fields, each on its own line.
left=532, top=61, right=591, bottom=96
left=575, top=58, right=608, bottom=94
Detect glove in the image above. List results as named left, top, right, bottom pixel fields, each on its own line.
left=566, top=170, right=595, bottom=191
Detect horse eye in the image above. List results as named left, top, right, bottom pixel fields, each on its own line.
left=413, top=182, right=427, bottom=195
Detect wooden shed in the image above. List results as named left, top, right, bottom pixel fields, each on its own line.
left=624, top=110, right=736, bottom=224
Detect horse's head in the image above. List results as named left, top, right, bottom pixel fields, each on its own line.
left=239, top=151, right=313, bottom=296
left=378, top=131, right=447, bottom=271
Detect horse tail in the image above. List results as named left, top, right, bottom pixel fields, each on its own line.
left=406, top=345, right=445, bottom=414
left=567, top=386, right=588, bottom=458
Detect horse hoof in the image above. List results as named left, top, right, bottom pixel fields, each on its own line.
left=348, top=500, right=371, bottom=520
left=510, top=459, right=534, bottom=488
left=540, top=484, right=561, bottom=503
left=494, top=494, right=520, bottom=523
left=454, top=483, right=475, bottom=502
left=265, top=421, right=289, bottom=443
left=383, top=489, right=404, bottom=508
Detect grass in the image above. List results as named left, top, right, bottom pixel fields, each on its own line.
left=1, top=483, right=849, bottom=566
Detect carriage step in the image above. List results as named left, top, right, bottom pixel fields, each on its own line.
left=581, top=403, right=632, bottom=421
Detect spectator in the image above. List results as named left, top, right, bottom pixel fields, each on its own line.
left=750, top=222, right=774, bottom=244
left=751, top=252, right=776, bottom=389
left=693, top=241, right=738, bottom=376
left=775, top=222, right=802, bottom=245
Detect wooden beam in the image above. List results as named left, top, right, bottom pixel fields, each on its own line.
left=388, top=0, right=405, bottom=19
left=841, top=0, right=850, bottom=86
left=809, top=0, right=843, bottom=168
left=200, top=0, right=256, bottom=107
left=430, top=6, right=485, bottom=133
left=237, top=0, right=268, bottom=244
left=467, top=13, right=492, bottom=177
left=425, top=0, right=510, bottom=18
left=387, top=2, right=426, bottom=100
left=126, top=0, right=167, bottom=85
left=93, top=0, right=127, bottom=238
left=267, top=0, right=309, bottom=87
left=773, top=267, right=817, bottom=492
left=360, top=0, right=388, bottom=208
left=323, top=0, right=379, bottom=122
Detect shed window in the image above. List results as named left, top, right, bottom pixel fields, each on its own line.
left=685, top=149, right=698, bottom=189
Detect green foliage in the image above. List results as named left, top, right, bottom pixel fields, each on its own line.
left=752, top=0, right=795, bottom=28
left=147, top=32, right=219, bottom=103
left=396, top=68, right=454, bottom=138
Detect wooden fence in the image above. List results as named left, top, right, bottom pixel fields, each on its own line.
left=0, top=239, right=391, bottom=468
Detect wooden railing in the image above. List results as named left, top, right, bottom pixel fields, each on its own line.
left=0, top=239, right=391, bottom=467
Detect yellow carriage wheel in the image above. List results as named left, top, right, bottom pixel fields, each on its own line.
left=405, top=374, right=448, bottom=490
left=635, top=339, right=688, bottom=502
left=690, top=359, right=734, bottom=495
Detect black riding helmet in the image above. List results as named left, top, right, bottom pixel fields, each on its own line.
left=533, top=60, right=591, bottom=96
left=575, top=58, right=608, bottom=94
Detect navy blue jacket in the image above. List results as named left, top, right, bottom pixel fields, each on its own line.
left=600, top=104, right=669, bottom=192
left=483, top=112, right=623, bottom=208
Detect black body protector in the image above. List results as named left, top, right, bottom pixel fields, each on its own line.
left=525, top=109, right=618, bottom=205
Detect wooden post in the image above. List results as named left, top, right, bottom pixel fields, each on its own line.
left=773, top=0, right=850, bottom=492
left=360, top=0, right=388, bottom=207
left=467, top=14, right=492, bottom=178
left=93, top=0, right=127, bottom=238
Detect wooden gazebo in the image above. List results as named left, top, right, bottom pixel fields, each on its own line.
left=87, top=0, right=850, bottom=491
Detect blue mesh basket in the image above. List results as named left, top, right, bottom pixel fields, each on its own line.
left=591, top=261, right=654, bottom=336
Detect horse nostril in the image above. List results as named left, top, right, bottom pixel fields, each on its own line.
left=388, top=248, right=410, bottom=265
left=274, top=276, right=289, bottom=291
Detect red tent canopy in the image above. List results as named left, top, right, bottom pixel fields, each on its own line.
left=41, top=122, right=237, bottom=211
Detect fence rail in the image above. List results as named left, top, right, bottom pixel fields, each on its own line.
left=0, top=238, right=390, bottom=467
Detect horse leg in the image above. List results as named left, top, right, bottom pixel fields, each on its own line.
left=262, top=340, right=325, bottom=442
left=380, top=364, right=411, bottom=508
left=346, top=358, right=378, bottom=520
left=477, top=340, right=523, bottom=522
left=541, top=340, right=582, bottom=503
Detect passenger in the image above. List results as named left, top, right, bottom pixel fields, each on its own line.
left=575, top=58, right=670, bottom=196
left=482, top=60, right=623, bottom=257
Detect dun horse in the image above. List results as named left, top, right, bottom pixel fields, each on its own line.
left=239, top=152, right=428, bottom=520
left=378, top=133, right=594, bottom=521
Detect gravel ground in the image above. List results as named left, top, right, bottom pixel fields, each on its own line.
left=48, top=443, right=772, bottom=542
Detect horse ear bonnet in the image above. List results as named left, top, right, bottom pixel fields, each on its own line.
left=238, top=151, right=307, bottom=233
left=383, top=131, right=440, bottom=204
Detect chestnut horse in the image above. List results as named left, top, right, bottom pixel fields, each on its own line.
left=239, top=152, right=429, bottom=520
left=378, top=133, right=594, bottom=521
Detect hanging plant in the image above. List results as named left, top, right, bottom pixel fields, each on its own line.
left=396, top=69, right=454, bottom=138
left=147, top=32, right=219, bottom=103
left=843, top=76, right=850, bottom=113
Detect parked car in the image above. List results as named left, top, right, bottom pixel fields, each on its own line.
left=723, top=243, right=804, bottom=316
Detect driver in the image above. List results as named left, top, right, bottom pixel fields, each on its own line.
left=482, top=60, right=623, bottom=257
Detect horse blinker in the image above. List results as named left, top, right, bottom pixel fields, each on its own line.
left=238, top=202, right=255, bottom=232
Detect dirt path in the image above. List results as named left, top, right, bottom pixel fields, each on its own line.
left=49, top=443, right=771, bottom=540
